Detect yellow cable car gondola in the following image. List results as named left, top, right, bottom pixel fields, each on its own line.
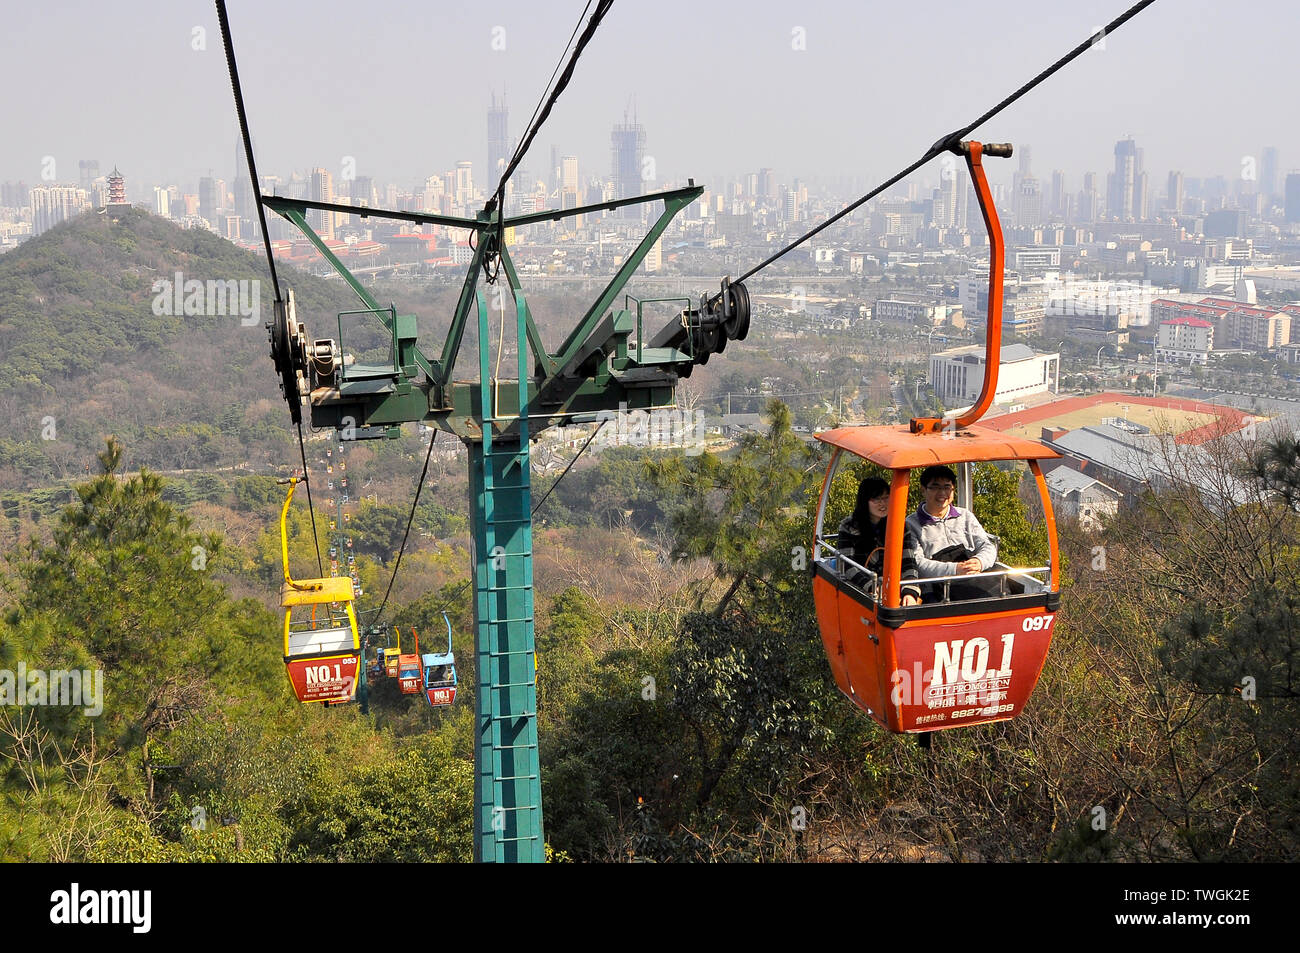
left=384, top=627, right=402, bottom=678
left=278, top=477, right=361, bottom=704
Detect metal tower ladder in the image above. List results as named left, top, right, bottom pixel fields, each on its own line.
left=471, top=288, right=544, bottom=863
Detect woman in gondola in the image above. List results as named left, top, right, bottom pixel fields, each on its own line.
left=836, top=476, right=922, bottom=605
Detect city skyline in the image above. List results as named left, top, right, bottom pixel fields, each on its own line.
left=14, top=125, right=1296, bottom=244
left=6, top=0, right=1300, bottom=193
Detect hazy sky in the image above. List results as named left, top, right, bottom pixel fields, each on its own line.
left=5, top=0, right=1297, bottom=198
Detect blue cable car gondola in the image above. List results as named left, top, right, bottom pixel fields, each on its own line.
left=422, top=612, right=458, bottom=708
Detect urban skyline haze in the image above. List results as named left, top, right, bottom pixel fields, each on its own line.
left=5, top=0, right=1297, bottom=197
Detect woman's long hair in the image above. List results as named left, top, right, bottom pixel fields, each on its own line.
left=851, top=476, right=891, bottom=529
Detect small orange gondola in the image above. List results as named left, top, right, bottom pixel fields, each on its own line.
left=811, top=141, right=1062, bottom=734
left=397, top=628, right=423, bottom=695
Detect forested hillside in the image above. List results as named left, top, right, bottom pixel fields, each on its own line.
left=1, top=210, right=1296, bottom=862
left=0, top=210, right=350, bottom=486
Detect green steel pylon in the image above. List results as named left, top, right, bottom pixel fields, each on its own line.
left=471, top=289, right=543, bottom=862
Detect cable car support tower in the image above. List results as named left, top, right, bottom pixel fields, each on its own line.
left=216, top=0, right=749, bottom=863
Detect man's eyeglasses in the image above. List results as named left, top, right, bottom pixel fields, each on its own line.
left=926, top=483, right=955, bottom=493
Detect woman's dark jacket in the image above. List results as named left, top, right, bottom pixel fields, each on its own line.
left=835, top=513, right=922, bottom=600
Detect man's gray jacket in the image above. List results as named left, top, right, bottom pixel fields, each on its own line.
left=904, top=505, right=998, bottom=578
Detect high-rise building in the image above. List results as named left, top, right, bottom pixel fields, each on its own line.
left=1286, top=173, right=1300, bottom=224
left=1077, top=172, right=1100, bottom=222
left=232, top=140, right=256, bottom=226
left=1012, top=145, right=1033, bottom=200
left=31, top=185, right=89, bottom=235
left=1015, top=175, right=1043, bottom=228
left=1107, top=139, right=1135, bottom=219
left=1261, top=147, right=1278, bottom=204
left=198, top=175, right=218, bottom=223
left=487, top=93, right=510, bottom=188
left=643, top=236, right=663, bottom=273
left=422, top=174, right=444, bottom=213
left=611, top=114, right=647, bottom=219
left=351, top=175, right=374, bottom=207
left=934, top=172, right=957, bottom=228
left=1051, top=170, right=1066, bottom=220
left=78, top=160, right=100, bottom=191
left=233, top=175, right=254, bottom=224
left=1107, top=138, right=1149, bottom=221
left=455, top=160, right=474, bottom=208
left=1167, top=171, right=1184, bottom=216
left=560, top=155, right=579, bottom=209
left=153, top=186, right=170, bottom=218
left=757, top=168, right=773, bottom=203
left=309, top=167, right=334, bottom=240
left=783, top=185, right=800, bottom=223
left=953, top=164, right=968, bottom=230
left=2, top=181, right=30, bottom=208
left=350, top=175, right=373, bottom=225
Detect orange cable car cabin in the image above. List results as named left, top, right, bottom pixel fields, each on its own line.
left=811, top=139, right=1062, bottom=734
left=397, top=628, right=423, bottom=695
left=811, top=426, right=1060, bottom=733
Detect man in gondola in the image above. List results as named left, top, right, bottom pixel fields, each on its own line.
left=905, top=465, right=998, bottom=601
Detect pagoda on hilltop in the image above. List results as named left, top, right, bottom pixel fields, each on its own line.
left=106, top=166, right=131, bottom=220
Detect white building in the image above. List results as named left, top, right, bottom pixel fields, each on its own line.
left=1156, top=316, right=1213, bottom=364
left=31, top=185, right=89, bottom=236
left=1014, top=245, right=1060, bottom=270
left=929, top=343, right=1059, bottom=407
left=874, top=297, right=954, bottom=326
left=1045, top=466, right=1120, bottom=531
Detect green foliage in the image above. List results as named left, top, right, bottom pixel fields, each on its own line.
left=668, top=610, right=833, bottom=811
left=971, top=462, right=1049, bottom=567
left=539, top=446, right=668, bottom=531
left=1251, top=431, right=1300, bottom=509
left=536, top=587, right=601, bottom=731
left=348, top=500, right=409, bottom=559
left=233, top=475, right=283, bottom=512
left=14, top=440, right=229, bottom=758
left=283, top=735, right=472, bottom=862
left=87, top=803, right=287, bottom=863
left=648, top=400, right=817, bottom=614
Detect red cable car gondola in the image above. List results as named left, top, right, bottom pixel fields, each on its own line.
left=397, top=627, right=423, bottom=695
left=812, top=141, right=1062, bottom=734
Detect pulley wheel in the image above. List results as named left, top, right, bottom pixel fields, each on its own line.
left=723, top=281, right=751, bottom=341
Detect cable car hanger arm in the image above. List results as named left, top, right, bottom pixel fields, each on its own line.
left=910, top=140, right=1008, bottom=435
